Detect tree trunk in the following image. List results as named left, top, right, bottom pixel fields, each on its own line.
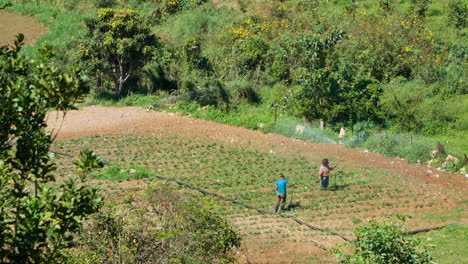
left=117, top=74, right=124, bottom=97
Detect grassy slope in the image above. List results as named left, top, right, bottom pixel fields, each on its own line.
left=419, top=224, right=468, bottom=264
left=8, top=0, right=466, bottom=159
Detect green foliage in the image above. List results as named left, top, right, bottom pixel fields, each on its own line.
left=70, top=183, right=241, bottom=263
left=174, top=101, right=273, bottom=130
left=262, top=82, right=291, bottom=123
left=338, top=216, right=432, bottom=264
left=81, top=8, right=158, bottom=96
left=157, top=3, right=239, bottom=45
left=0, top=36, right=102, bottom=263
left=91, top=165, right=149, bottom=181
left=381, top=78, right=464, bottom=134
left=93, top=0, right=117, bottom=9
left=448, top=0, right=467, bottom=29
left=11, top=0, right=467, bottom=173
left=0, top=0, right=12, bottom=9
left=83, top=92, right=163, bottom=107
left=352, top=121, right=376, bottom=139
left=226, top=78, right=260, bottom=105
left=232, top=37, right=268, bottom=71
left=188, top=79, right=231, bottom=109
left=13, top=0, right=466, bottom=137
left=381, top=79, right=426, bottom=132
left=362, top=133, right=434, bottom=163
left=73, top=148, right=105, bottom=178
left=158, top=0, right=207, bottom=18
left=184, top=37, right=211, bottom=72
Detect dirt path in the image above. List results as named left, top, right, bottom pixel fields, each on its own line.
left=0, top=10, right=47, bottom=46
left=47, top=106, right=467, bottom=191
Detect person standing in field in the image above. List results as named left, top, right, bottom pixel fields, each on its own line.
left=319, top=158, right=336, bottom=190
left=275, top=174, right=294, bottom=213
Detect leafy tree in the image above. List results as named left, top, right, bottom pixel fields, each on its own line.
left=0, top=35, right=103, bottom=263
left=81, top=8, right=158, bottom=96
left=338, top=216, right=432, bottom=264
left=285, top=30, right=345, bottom=123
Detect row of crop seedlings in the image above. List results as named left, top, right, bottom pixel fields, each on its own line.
left=54, top=134, right=438, bottom=217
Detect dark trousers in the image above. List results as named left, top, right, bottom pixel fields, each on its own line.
left=320, top=176, right=329, bottom=188
left=275, top=194, right=287, bottom=212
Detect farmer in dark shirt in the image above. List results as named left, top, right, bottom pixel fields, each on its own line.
left=275, top=174, right=294, bottom=213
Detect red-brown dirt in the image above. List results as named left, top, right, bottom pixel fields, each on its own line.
left=46, top=106, right=467, bottom=263
left=46, top=106, right=466, bottom=191
left=0, top=10, right=47, bottom=46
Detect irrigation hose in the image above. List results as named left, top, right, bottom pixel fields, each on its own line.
left=49, top=147, right=464, bottom=244
left=151, top=174, right=354, bottom=244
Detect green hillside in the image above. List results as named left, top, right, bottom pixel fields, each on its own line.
left=1, top=0, right=466, bottom=262
left=6, top=0, right=466, bottom=160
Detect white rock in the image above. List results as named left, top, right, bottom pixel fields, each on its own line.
left=295, top=124, right=305, bottom=134
left=442, top=155, right=459, bottom=167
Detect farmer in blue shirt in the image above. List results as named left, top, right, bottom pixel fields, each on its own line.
left=275, top=174, right=294, bottom=213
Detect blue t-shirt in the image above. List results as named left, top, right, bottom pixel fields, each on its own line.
left=276, top=179, right=289, bottom=194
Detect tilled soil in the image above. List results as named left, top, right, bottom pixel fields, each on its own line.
left=47, top=106, right=466, bottom=191
left=47, top=106, right=467, bottom=263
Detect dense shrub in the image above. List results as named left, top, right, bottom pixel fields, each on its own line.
left=362, top=133, right=434, bottom=163
left=337, top=216, right=432, bottom=264
left=69, top=183, right=241, bottom=263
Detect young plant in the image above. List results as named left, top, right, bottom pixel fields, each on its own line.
left=337, top=215, right=432, bottom=264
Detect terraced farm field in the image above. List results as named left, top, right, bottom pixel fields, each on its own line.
left=48, top=106, right=467, bottom=263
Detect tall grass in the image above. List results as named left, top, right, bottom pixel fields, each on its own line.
left=156, top=3, right=241, bottom=46
left=82, top=93, right=164, bottom=107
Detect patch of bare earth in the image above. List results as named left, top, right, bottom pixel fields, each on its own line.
left=0, top=10, right=47, bottom=46
left=47, top=106, right=467, bottom=263
left=209, top=0, right=239, bottom=9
